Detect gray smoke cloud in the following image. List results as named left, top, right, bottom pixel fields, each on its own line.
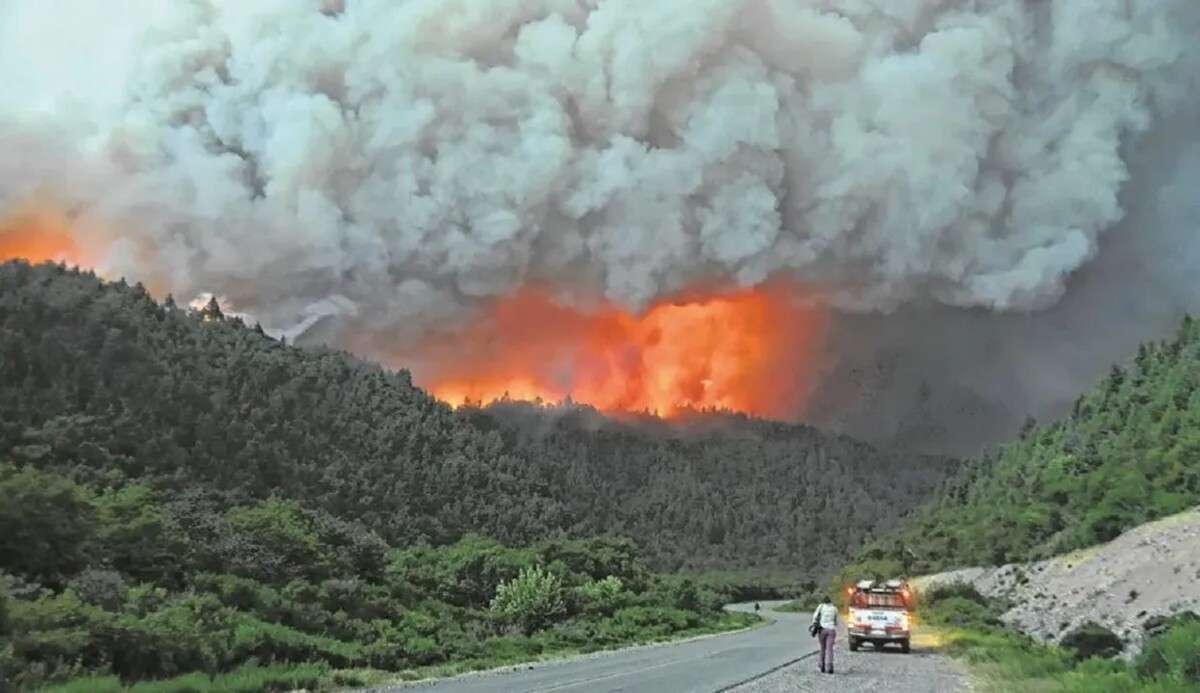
left=810, top=99, right=1200, bottom=455
left=1, top=0, right=1198, bottom=453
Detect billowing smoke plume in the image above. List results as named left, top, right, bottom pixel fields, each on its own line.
left=808, top=99, right=1200, bottom=454
left=2, top=0, right=1199, bottom=452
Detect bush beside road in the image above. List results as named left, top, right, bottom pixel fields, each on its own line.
left=0, top=462, right=761, bottom=692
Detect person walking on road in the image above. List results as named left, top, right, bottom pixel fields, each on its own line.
left=811, top=595, right=839, bottom=674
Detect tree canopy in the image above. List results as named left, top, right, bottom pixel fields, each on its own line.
left=0, top=260, right=956, bottom=575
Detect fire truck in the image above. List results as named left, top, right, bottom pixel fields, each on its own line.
left=846, top=579, right=914, bottom=653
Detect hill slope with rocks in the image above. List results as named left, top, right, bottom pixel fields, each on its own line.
left=915, top=507, right=1200, bottom=657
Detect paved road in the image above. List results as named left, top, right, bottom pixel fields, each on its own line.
left=728, top=630, right=971, bottom=693
left=375, top=602, right=810, bottom=693
left=374, top=603, right=968, bottom=693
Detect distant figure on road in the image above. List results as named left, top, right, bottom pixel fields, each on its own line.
left=811, top=595, right=839, bottom=674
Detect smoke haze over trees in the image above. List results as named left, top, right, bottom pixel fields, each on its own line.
left=847, top=313, right=1200, bottom=576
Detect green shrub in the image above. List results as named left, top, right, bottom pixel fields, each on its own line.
left=198, top=662, right=329, bottom=693
left=0, top=465, right=98, bottom=586
left=576, top=576, right=627, bottom=616
left=0, top=579, right=10, bottom=636
left=0, top=642, right=22, bottom=690
left=489, top=565, right=567, bottom=636
left=788, top=589, right=821, bottom=609
left=535, top=620, right=602, bottom=650
left=1135, top=617, right=1200, bottom=685
left=230, top=617, right=363, bottom=669
left=7, top=589, right=114, bottom=679
left=67, top=570, right=129, bottom=612
left=39, top=676, right=124, bottom=693
left=39, top=663, right=333, bottom=693
left=95, top=484, right=189, bottom=587
left=123, top=584, right=171, bottom=618
left=1142, top=610, right=1200, bottom=640
left=222, top=499, right=330, bottom=584
left=608, top=606, right=696, bottom=639
left=481, top=634, right=545, bottom=662
left=1060, top=622, right=1124, bottom=661
left=922, top=581, right=989, bottom=607
left=925, top=596, right=1004, bottom=631
left=99, top=594, right=237, bottom=681
left=0, top=461, right=747, bottom=689
left=190, top=573, right=279, bottom=614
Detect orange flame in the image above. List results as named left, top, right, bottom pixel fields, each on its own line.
left=1, top=208, right=829, bottom=420
left=0, top=206, right=178, bottom=296
left=414, top=285, right=828, bottom=419
left=0, top=208, right=88, bottom=266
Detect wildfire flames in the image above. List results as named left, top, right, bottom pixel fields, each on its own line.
left=0, top=208, right=87, bottom=266
left=412, top=286, right=828, bottom=419
left=1, top=212, right=828, bottom=420
left=0, top=208, right=179, bottom=297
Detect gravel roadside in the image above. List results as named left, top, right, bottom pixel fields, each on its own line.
left=727, top=628, right=971, bottom=693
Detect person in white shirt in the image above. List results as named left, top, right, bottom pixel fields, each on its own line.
left=811, top=595, right=839, bottom=674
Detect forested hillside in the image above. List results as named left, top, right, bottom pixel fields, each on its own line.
left=847, top=315, right=1200, bottom=577
left=0, top=261, right=955, bottom=575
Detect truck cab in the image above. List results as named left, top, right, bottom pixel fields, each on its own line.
left=846, top=578, right=914, bottom=653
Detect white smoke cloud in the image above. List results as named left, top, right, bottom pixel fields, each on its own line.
left=1, top=0, right=1199, bottom=450
left=2, top=0, right=1196, bottom=332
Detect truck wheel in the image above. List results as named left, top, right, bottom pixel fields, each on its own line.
left=900, top=638, right=911, bottom=653
left=849, top=637, right=860, bottom=652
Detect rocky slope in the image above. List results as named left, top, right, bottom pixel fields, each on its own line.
left=914, top=506, right=1200, bottom=657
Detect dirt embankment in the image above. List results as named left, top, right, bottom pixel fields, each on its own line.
left=913, top=506, right=1200, bottom=657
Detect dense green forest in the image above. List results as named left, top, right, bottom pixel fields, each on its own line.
left=845, top=314, right=1200, bottom=578
left=0, top=261, right=956, bottom=575
left=0, top=461, right=756, bottom=691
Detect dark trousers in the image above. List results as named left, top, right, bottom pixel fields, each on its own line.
left=818, top=627, right=836, bottom=670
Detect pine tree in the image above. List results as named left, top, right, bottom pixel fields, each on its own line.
left=200, top=295, right=224, bottom=321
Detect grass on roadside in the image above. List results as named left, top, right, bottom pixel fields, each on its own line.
left=772, top=590, right=821, bottom=614
left=387, top=610, right=761, bottom=684
left=37, top=611, right=761, bottom=692
left=37, top=663, right=340, bottom=693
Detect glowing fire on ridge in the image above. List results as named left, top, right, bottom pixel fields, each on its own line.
left=0, top=207, right=88, bottom=266
left=0, top=207, right=177, bottom=297
left=410, top=286, right=828, bottom=420
left=1, top=208, right=829, bottom=420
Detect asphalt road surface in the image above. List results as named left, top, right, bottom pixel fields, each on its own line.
left=728, top=629, right=971, bottom=693
left=373, top=603, right=969, bottom=693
